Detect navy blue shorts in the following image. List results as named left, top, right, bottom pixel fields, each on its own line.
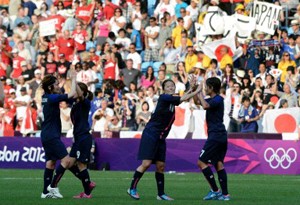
left=69, top=136, right=92, bottom=164
left=42, top=138, right=68, bottom=162
left=199, top=140, right=227, bottom=166
left=137, top=133, right=166, bottom=162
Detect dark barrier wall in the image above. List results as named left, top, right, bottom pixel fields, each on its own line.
left=0, top=136, right=299, bottom=174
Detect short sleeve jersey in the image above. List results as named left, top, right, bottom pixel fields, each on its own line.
left=205, top=95, right=227, bottom=142
left=41, top=94, right=68, bottom=142
left=144, top=94, right=181, bottom=139
left=71, top=98, right=91, bottom=139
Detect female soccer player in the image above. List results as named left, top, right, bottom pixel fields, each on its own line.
left=195, top=77, right=230, bottom=201
left=127, top=79, right=201, bottom=201
left=40, top=72, right=77, bottom=199
left=68, top=82, right=96, bottom=199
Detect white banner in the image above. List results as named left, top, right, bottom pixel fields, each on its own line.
left=250, top=1, right=282, bottom=35
left=262, top=107, right=300, bottom=133
left=202, top=6, right=225, bottom=35
left=39, top=19, right=56, bottom=37
left=195, top=23, right=210, bottom=48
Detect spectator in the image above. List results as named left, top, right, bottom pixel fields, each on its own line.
left=23, top=0, right=37, bottom=18
left=144, top=17, right=160, bottom=62
left=126, top=43, right=142, bottom=70
left=126, top=24, right=143, bottom=53
left=172, top=72, right=185, bottom=95
left=109, top=8, right=126, bottom=36
left=60, top=101, right=72, bottom=133
left=136, top=101, right=151, bottom=131
left=76, top=61, right=99, bottom=93
left=92, top=99, right=114, bottom=135
left=120, top=59, right=141, bottom=88
left=277, top=83, right=298, bottom=108
left=93, top=12, right=110, bottom=46
left=238, top=96, right=259, bottom=133
left=140, top=66, right=156, bottom=89
left=14, top=86, right=31, bottom=122
left=28, top=69, right=42, bottom=98
left=278, top=51, right=296, bottom=84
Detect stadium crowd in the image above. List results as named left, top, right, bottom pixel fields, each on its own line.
left=0, top=0, right=299, bottom=136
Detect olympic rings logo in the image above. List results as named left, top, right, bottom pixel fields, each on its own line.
left=264, top=147, right=297, bottom=169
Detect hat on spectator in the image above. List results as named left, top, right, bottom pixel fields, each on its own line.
left=21, top=61, right=27, bottom=67
left=256, top=31, right=265, bottom=35
left=0, top=76, right=6, bottom=81
left=6, top=78, right=12, bottom=85
left=11, top=48, right=18, bottom=53
left=236, top=68, right=245, bottom=78
left=291, top=20, right=299, bottom=26
left=9, top=88, right=16, bottom=94
left=20, top=87, right=27, bottom=92
left=34, top=69, right=41, bottom=75
left=59, top=53, right=65, bottom=58
left=210, top=0, right=219, bottom=5
left=235, top=4, right=244, bottom=11
left=34, top=9, right=41, bottom=16
left=192, top=0, right=199, bottom=3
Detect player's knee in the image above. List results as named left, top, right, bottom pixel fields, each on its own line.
left=141, top=161, right=152, bottom=169
left=197, top=160, right=206, bottom=169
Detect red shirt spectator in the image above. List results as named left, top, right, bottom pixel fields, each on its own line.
left=1, top=38, right=12, bottom=65
left=72, top=27, right=89, bottom=52
left=104, top=60, right=117, bottom=80
left=76, top=1, right=95, bottom=25
left=46, top=14, right=66, bottom=31
left=48, top=36, right=59, bottom=61
left=57, top=31, right=75, bottom=61
left=103, top=0, right=119, bottom=20
left=11, top=50, right=25, bottom=79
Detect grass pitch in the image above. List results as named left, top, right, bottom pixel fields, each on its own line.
left=0, top=169, right=298, bottom=205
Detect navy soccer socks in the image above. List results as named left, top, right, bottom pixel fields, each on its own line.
left=130, top=170, right=144, bottom=190
left=51, top=164, right=66, bottom=188
left=69, top=165, right=81, bottom=179
left=155, top=172, right=165, bottom=196
left=217, top=169, right=228, bottom=195
left=202, top=167, right=218, bottom=191
left=78, top=169, right=91, bottom=195
left=43, top=168, right=54, bottom=194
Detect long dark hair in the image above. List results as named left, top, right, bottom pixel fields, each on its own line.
left=41, top=75, right=57, bottom=94
left=145, top=66, right=154, bottom=81
left=78, top=82, right=93, bottom=101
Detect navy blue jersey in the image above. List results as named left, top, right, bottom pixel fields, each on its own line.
left=206, top=95, right=227, bottom=142
left=144, top=94, right=181, bottom=139
left=71, top=98, right=91, bottom=140
left=41, top=94, right=68, bottom=142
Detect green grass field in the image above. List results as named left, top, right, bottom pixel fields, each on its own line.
left=0, top=169, right=298, bottom=205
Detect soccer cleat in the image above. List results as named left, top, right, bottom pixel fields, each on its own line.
left=89, top=181, right=96, bottom=193
left=127, top=188, right=140, bottom=200
left=157, top=194, right=174, bottom=201
left=47, top=185, right=63, bottom=198
left=218, top=194, right=231, bottom=201
left=203, top=190, right=222, bottom=200
left=73, top=192, right=92, bottom=199
left=41, top=192, right=57, bottom=199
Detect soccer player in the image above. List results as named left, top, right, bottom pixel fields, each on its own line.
left=194, top=77, right=230, bottom=201
left=40, top=72, right=77, bottom=198
left=127, top=79, right=201, bottom=201
left=68, top=82, right=96, bottom=199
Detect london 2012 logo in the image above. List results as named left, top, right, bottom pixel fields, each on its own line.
left=264, top=147, right=297, bottom=169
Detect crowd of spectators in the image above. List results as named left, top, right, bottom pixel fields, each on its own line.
left=0, top=0, right=299, bottom=136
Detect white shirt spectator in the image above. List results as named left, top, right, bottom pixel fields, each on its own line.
left=186, top=5, right=199, bottom=22
left=145, top=25, right=160, bottom=49
left=126, top=52, right=142, bottom=69
left=175, top=81, right=186, bottom=94
left=109, top=16, right=126, bottom=36
left=76, top=69, right=98, bottom=93
left=154, top=2, right=175, bottom=20
left=115, top=37, right=131, bottom=50
left=15, top=94, right=31, bottom=120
